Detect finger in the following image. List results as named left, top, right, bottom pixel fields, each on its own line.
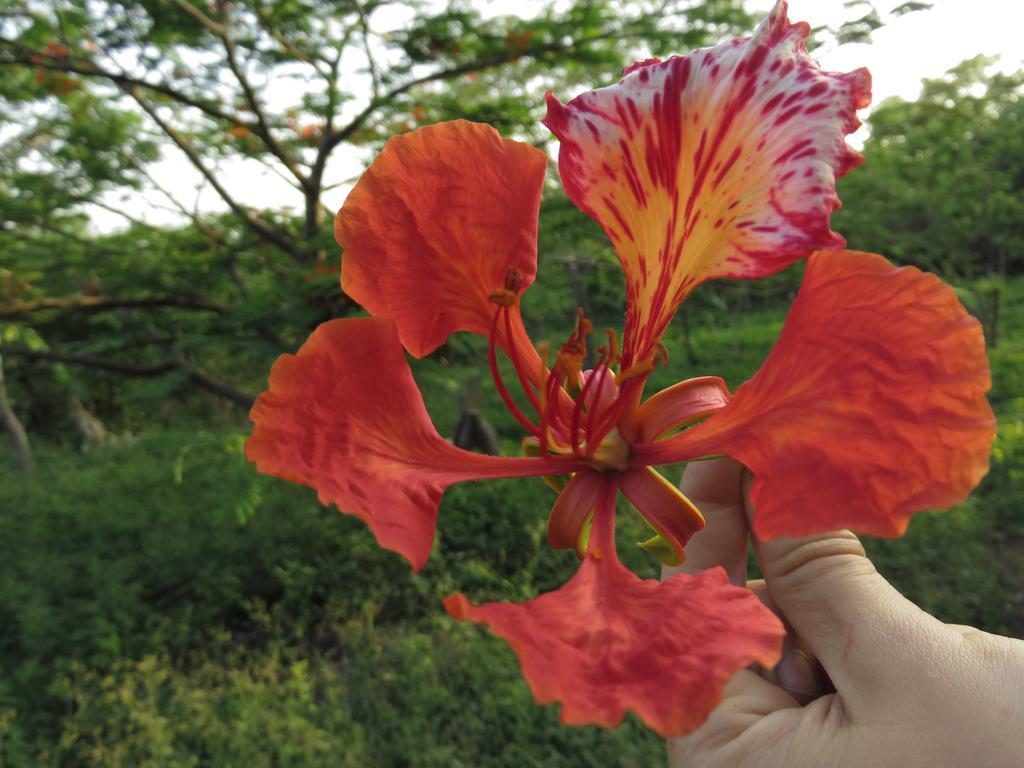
left=747, top=579, right=831, bottom=704
left=668, top=669, right=800, bottom=766
left=664, top=458, right=750, bottom=585
left=742, top=471, right=924, bottom=711
left=680, top=454, right=747, bottom=506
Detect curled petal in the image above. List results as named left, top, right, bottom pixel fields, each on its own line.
left=634, top=376, right=730, bottom=442
left=335, top=120, right=548, bottom=358
left=619, top=467, right=706, bottom=566
left=546, top=469, right=602, bottom=554
left=247, top=317, right=582, bottom=571
left=631, top=251, right=996, bottom=539
left=544, top=1, right=870, bottom=365
left=446, top=478, right=781, bottom=737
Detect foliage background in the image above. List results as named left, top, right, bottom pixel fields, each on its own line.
left=0, top=0, right=1022, bottom=764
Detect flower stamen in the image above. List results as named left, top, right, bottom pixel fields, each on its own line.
left=590, top=373, right=646, bottom=453
left=539, top=368, right=564, bottom=454
left=584, top=362, right=613, bottom=456
left=488, top=307, right=540, bottom=435
left=487, top=288, right=516, bottom=307
left=504, top=308, right=542, bottom=414
left=653, top=341, right=669, bottom=368
left=571, top=349, right=609, bottom=454
left=602, top=329, right=620, bottom=368
left=556, top=308, right=593, bottom=386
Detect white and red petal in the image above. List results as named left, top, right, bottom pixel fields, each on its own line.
left=247, top=317, right=584, bottom=571
left=544, top=1, right=870, bottom=366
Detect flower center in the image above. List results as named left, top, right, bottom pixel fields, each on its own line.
left=486, top=269, right=667, bottom=467
left=588, top=426, right=629, bottom=471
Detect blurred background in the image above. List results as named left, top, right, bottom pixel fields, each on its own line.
left=1, top=0, right=1021, bottom=764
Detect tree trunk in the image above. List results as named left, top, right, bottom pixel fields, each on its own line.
left=0, top=353, right=32, bottom=474
left=68, top=396, right=111, bottom=451
left=987, top=281, right=1001, bottom=349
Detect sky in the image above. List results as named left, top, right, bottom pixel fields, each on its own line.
left=87, top=0, right=1024, bottom=232
left=764, top=0, right=1022, bottom=102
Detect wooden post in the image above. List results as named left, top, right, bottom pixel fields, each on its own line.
left=0, top=353, right=32, bottom=474
left=452, top=374, right=501, bottom=455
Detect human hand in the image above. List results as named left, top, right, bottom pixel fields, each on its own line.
left=665, top=458, right=1024, bottom=768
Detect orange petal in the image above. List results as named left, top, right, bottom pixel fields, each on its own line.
left=634, top=376, right=730, bottom=442
left=544, top=1, right=870, bottom=365
left=631, top=250, right=996, bottom=539
left=446, top=477, right=781, bottom=737
left=247, top=317, right=583, bottom=571
left=335, top=120, right=548, bottom=358
left=546, top=469, right=602, bottom=554
left=619, top=467, right=706, bottom=566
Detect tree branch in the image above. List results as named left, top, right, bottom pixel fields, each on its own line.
left=0, top=41, right=303, bottom=243
left=0, top=345, right=179, bottom=375
left=165, top=0, right=227, bottom=35
left=0, top=345, right=255, bottom=408
left=320, top=25, right=651, bottom=158
left=0, top=295, right=227, bottom=317
left=354, top=0, right=382, bottom=101
left=0, top=42, right=240, bottom=126
left=173, top=0, right=308, bottom=186
left=88, top=199, right=156, bottom=230
left=27, top=218, right=107, bottom=249
left=3, top=39, right=308, bottom=194
left=127, top=87, right=303, bottom=259
left=185, top=366, right=255, bottom=408
left=250, top=5, right=331, bottom=74
left=323, top=58, right=495, bottom=155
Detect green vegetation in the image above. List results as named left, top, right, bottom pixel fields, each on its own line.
left=0, top=0, right=1021, bottom=764
left=0, top=436, right=662, bottom=765
left=1, top=273, right=1022, bottom=765
left=837, top=57, right=1024, bottom=279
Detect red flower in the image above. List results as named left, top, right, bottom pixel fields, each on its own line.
left=247, top=1, right=995, bottom=738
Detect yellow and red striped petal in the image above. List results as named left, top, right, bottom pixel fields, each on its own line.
left=445, top=477, right=782, bottom=737
left=247, top=317, right=583, bottom=571
left=630, top=251, right=996, bottom=539
left=544, top=1, right=870, bottom=365
left=334, top=120, right=548, bottom=358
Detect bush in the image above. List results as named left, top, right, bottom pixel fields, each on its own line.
left=0, top=436, right=668, bottom=765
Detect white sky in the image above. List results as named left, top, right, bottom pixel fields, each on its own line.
left=88, top=0, right=1024, bottom=233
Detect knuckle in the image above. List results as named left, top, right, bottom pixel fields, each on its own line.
left=764, top=531, right=867, bottom=585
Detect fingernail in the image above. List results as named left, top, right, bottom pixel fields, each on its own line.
left=776, top=650, right=817, bottom=696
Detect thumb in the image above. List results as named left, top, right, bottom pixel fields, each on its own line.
left=743, top=473, right=933, bottom=712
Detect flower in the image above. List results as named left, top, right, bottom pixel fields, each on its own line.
left=246, top=1, right=995, bottom=738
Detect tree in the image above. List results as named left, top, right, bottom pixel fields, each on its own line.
left=0, top=0, right=930, bottom=437
left=0, top=0, right=753, bottom=430
left=836, top=56, right=1024, bottom=279
left=0, top=0, right=754, bottom=256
